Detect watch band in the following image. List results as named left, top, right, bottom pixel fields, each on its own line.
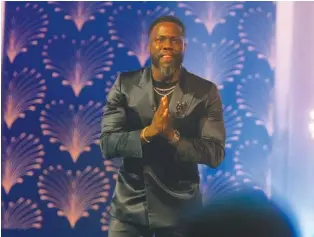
left=169, top=130, right=180, bottom=145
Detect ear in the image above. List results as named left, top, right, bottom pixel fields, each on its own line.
left=182, top=40, right=187, bottom=53
left=146, top=38, right=150, bottom=53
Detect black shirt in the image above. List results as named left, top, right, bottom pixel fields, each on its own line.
left=152, top=79, right=177, bottom=107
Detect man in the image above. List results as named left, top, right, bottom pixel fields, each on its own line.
left=100, top=16, right=226, bottom=237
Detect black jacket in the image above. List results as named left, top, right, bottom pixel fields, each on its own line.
left=100, top=67, right=226, bottom=228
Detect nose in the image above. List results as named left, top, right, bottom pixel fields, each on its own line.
left=162, top=38, right=173, bottom=50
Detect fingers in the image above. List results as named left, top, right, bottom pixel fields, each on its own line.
left=162, top=95, right=168, bottom=104
left=157, top=96, right=168, bottom=115
left=164, top=96, right=169, bottom=105
left=161, top=96, right=168, bottom=111
left=162, top=108, right=168, bottom=118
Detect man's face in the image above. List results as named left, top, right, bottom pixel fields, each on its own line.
left=148, top=22, right=185, bottom=78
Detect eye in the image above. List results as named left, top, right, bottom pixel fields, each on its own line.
left=155, top=37, right=165, bottom=44
left=172, top=38, right=183, bottom=45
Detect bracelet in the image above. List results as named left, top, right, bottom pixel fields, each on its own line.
left=142, top=126, right=151, bottom=143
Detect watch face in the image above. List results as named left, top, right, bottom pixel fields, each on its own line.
left=174, top=130, right=180, bottom=139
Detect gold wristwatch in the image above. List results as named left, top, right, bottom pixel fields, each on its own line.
left=169, top=129, right=180, bottom=145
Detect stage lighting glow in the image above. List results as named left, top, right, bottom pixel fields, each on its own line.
left=299, top=210, right=314, bottom=237
left=309, top=110, right=314, bottom=139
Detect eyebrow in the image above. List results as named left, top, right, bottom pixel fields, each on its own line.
left=155, top=35, right=183, bottom=38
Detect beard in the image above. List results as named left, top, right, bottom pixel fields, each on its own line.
left=151, top=53, right=183, bottom=79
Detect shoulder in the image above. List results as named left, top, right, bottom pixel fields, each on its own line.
left=185, top=70, right=222, bottom=109
left=119, top=68, right=144, bottom=78
left=184, top=69, right=219, bottom=94
left=118, top=68, right=145, bottom=85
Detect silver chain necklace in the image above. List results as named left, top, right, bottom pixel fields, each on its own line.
left=153, top=87, right=175, bottom=96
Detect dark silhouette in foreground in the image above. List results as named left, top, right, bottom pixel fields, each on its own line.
left=185, top=190, right=299, bottom=237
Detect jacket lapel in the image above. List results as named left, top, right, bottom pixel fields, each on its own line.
left=132, top=67, right=156, bottom=126
left=168, top=68, right=195, bottom=119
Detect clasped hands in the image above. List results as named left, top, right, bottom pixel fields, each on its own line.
left=141, top=96, right=175, bottom=142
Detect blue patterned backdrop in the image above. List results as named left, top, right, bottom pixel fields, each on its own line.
left=1, top=1, right=275, bottom=236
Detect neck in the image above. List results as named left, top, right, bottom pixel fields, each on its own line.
left=151, top=65, right=181, bottom=84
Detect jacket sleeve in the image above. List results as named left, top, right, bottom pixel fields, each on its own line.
left=173, top=84, right=226, bottom=168
left=100, top=74, right=143, bottom=159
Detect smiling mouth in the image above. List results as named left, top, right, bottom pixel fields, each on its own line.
left=160, top=54, right=174, bottom=61
left=162, top=55, right=172, bottom=59
left=160, top=52, right=173, bottom=57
